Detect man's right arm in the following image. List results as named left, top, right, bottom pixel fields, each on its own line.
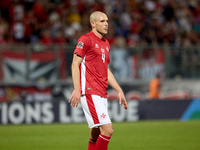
left=69, top=54, right=83, bottom=107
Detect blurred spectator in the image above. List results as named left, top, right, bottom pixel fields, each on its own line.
left=10, top=20, right=26, bottom=43
left=40, top=29, right=53, bottom=49
left=0, top=0, right=11, bottom=22
left=24, top=10, right=37, bottom=42
left=149, top=73, right=161, bottom=99
left=0, top=0, right=199, bottom=46
left=0, top=17, right=9, bottom=44
left=49, top=8, right=62, bottom=39
left=8, top=1, right=24, bottom=23
left=32, top=0, right=48, bottom=23
left=162, top=0, right=175, bottom=21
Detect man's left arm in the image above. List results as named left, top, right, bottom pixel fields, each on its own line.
left=108, top=68, right=128, bottom=109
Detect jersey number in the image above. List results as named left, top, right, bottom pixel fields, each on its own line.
left=102, top=53, right=105, bottom=63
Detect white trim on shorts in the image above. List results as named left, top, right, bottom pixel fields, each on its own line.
left=81, top=94, right=111, bottom=129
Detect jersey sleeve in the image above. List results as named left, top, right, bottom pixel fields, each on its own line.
left=74, top=35, right=89, bottom=58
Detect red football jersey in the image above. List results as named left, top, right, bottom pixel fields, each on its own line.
left=74, top=31, right=110, bottom=98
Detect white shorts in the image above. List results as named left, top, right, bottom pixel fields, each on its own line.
left=81, top=94, right=111, bottom=129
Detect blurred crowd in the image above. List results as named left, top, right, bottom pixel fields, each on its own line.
left=0, top=0, right=200, bottom=49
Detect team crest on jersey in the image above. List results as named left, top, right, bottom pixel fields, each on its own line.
left=77, top=41, right=84, bottom=49
left=101, top=48, right=104, bottom=52
left=106, top=47, right=109, bottom=52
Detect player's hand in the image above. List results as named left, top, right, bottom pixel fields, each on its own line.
left=118, top=92, right=128, bottom=109
left=69, top=90, right=81, bottom=107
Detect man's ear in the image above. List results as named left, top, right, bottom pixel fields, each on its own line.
left=91, top=21, right=95, bottom=28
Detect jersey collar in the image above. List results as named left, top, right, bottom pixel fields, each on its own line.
left=91, top=31, right=106, bottom=42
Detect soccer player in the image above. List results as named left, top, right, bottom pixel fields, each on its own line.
left=69, top=11, right=128, bottom=150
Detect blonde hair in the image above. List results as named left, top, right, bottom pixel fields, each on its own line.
left=90, top=11, right=105, bottom=23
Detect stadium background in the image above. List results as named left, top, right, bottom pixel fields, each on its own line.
left=0, top=0, right=200, bottom=124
